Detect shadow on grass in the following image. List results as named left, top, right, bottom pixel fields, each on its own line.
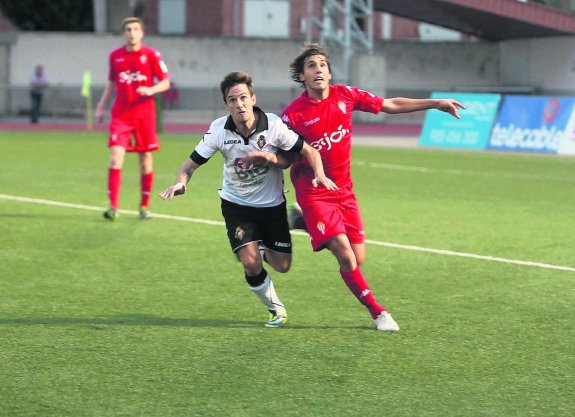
left=0, top=315, right=257, bottom=328
left=0, top=315, right=374, bottom=330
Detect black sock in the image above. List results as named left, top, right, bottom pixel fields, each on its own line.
left=244, top=268, right=268, bottom=287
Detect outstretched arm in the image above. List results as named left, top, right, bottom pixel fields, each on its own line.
left=158, top=158, right=201, bottom=200
left=382, top=97, right=465, bottom=119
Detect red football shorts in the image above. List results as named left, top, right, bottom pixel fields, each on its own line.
left=298, top=188, right=365, bottom=251
left=108, top=117, right=159, bottom=152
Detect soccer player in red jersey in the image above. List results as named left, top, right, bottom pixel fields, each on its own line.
left=282, top=43, right=465, bottom=331
left=96, top=17, right=170, bottom=221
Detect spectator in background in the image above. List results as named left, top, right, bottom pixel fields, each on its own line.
left=96, top=16, right=170, bottom=221
left=29, top=65, right=49, bottom=123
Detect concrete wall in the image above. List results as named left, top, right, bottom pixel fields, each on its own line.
left=8, top=33, right=299, bottom=88
left=4, top=32, right=575, bottom=121
left=500, top=36, right=575, bottom=95
left=0, top=32, right=17, bottom=113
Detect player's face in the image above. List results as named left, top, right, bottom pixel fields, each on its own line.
left=123, top=22, right=144, bottom=48
left=300, top=54, right=332, bottom=94
left=225, top=84, right=256, bottom=126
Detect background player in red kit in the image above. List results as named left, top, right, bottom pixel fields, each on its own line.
left=96, top=16, right=170, bottom=220
left=282, top=43, right=465, bottom=331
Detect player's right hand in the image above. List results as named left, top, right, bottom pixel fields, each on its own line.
left=95, top=107, right=105, bottom=123
left=312, top=175, right=339, bottom=191
left=158, top=182, right=186, bottom=200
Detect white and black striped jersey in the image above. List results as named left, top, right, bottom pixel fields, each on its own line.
left=191, top=107, right=304, bottom=207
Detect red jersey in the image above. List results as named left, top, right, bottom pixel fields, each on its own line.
left=281, top=85, right=383, bottom=197
left=109, top=44, right=169, bottom=119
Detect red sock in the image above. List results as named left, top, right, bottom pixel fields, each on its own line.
left=108, top=168, right=121, bottom=209
left=140, top=171, right=154, bottom=207
left=340, top=266, right=386, bottom=319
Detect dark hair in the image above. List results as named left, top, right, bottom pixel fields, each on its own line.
left=289, top=43, right=331, bottom=87
left=220, top=71, right=254, bottom=102
left=122, top=17, right=144, bottom=31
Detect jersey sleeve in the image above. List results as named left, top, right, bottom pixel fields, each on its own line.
left=151, top=50, right=169, bottom=82
left=192, top=122, right=220, bottom=161
left=346, top=85, right=383, bottom=114
left=269, top=114, right=301, bottom=151
left=280, top=110, right=294, bottom=130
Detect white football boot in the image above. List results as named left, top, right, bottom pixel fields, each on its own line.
left=374, top=311, right=400, bottom=332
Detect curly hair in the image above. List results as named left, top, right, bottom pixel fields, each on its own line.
left=289, top=43, right=331, bottom=87
left=220, top=71, right=254, bottom=102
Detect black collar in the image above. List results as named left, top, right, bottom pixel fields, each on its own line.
left=224, top=107, right=269, bottom=143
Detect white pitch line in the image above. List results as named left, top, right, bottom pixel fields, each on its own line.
left=0, top=194, right=224, bottom=226
left=1, top=193, right=574, bottom=273
left=364, top=240, right=575, bottom=272
left=352, top=160, right=575, bottom=183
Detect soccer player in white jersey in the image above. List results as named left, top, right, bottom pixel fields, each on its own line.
left=159, top=71, right=337, bottom=327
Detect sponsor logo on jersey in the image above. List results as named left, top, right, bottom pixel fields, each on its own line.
left=257, top=135, right=266, bottom=149
left=304, top=117, right=320, bottom=126
left=234, top=158, right=254, bottom=170
left=235, top=226, right=245, bottom=240
left=338, top=101, right=347, bottom=114
left=274, top=242, right=291, bottom=248
left=316, top=221, right=326, bottom=235
left=233, top=157, right=270, bottom=183
left=118, top=70, right=148, bottom=84
left=309, top=125, right=350, bottom=151
left=224, top=139, right=242, bottom=145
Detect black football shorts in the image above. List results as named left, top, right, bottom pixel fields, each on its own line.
left=220, top=198, right=292, bottom=254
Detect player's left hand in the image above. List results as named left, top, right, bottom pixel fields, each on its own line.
left=312, top=175, right=339, bottom=190
left=158, top=182, right=186, bottom=200
left=136, top=86, right=154, bottom=97
left=436, top=99, right=466, bottom=119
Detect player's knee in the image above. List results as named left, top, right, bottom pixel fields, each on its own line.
left=242, top=263, right=261, bottom=277
left=338, top=255, right=357, bottom=272
left=238, top=245, right=264, bottom=275
left=331, top=245, right=357, bottom=271
left=268, top=253, right=292, bottom=273
left=273, top=261, right=291, bottom=274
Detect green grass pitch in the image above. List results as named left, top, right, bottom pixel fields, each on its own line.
left=1, top=131, right=574, bottom=416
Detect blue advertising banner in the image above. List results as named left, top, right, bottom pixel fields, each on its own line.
left=419, top=92, right=501, bottom=149
left=488, top=96, right=575, bottom=154
left=558, top=107, right=575, bottom=155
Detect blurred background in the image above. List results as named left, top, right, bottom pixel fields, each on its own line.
left=1, top=0, right=575, bottom=124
